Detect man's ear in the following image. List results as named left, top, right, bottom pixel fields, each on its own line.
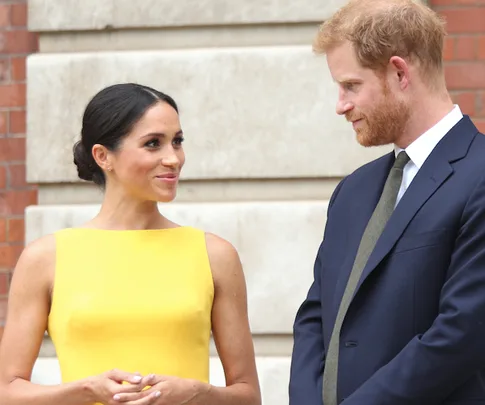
left=389, top=56, right=410, bottom=90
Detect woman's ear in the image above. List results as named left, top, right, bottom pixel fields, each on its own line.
left=92, top=144, right=112, bottom=172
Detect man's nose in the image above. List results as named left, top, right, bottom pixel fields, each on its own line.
left=336, top=99, right=353, bottom=116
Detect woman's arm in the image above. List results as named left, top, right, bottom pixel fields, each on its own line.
left=198, top=232, right=261, bottom=405
left=0, top=235, right=143, bottom=405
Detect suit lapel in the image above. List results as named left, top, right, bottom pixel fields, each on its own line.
left=352, top=116, right=479, bottom=297
left=354, top=159, right=453, bottom=295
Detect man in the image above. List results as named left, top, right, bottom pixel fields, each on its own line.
left=289, top=0, right=485, bottom=404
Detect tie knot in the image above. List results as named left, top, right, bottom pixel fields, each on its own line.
left=394, top=151, right=410, bottom=170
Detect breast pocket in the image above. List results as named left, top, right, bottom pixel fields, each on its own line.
left=392, top=229, right=450, bottom=254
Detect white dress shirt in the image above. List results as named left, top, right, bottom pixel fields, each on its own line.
left=394, top=105, right=463, bottom=205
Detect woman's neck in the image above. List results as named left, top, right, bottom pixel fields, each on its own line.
left=88, top=189, right=168, bottom=230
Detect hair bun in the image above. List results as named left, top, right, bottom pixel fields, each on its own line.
left=73, top=141, right=95, bottom=182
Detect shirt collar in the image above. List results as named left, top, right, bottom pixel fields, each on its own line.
left=394, top=105, right=463, bottom=169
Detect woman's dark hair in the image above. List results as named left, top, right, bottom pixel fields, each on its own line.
left=73, top=83, right=178, bottom=187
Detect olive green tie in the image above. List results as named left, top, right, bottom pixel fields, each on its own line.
left=322, top=151, right=410, bottom=405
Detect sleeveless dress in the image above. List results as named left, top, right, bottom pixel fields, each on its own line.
left=47, top=227, right=214, bottom=391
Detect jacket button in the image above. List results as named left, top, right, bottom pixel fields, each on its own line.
left=344, top=341, right=358, bottom=347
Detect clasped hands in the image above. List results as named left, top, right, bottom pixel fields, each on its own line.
left=87, top=369, right=206, bottom=405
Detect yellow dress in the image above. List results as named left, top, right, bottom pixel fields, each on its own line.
left=47, top=227, right=214, bottom=388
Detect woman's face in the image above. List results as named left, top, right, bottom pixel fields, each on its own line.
left=105, top=101, right=185, bottom=203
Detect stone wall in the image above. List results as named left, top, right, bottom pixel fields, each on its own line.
left=18, top=0, right=485, bottom=404
left=25, top=1, right=390, bottom=402
left=0, top=0, right=479, bottom=403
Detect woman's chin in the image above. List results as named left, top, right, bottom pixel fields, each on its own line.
left=154, top=191, right=177, bottom=204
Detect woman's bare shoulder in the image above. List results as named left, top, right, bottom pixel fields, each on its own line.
left=14, top=234, right=56, bottom=281
left=21, top=234, right=56, bottom=261
left=204, top=232, right=240, bottom=263
left=204, top=232, right=243, bottom=286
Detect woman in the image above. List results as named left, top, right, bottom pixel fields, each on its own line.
left=0, top=83, right=261, bottom=405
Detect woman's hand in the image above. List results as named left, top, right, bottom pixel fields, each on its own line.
left=85, top=369, right=146, bottom=405
left=112, top=374, right=209, bottom=405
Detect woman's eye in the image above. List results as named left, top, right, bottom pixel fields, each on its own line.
left=173, top=136, right=185, bottom=146
left=145, top=139, right=160, bottom=148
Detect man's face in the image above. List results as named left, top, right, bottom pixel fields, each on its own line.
left=326, top=41, right=410, bottom=147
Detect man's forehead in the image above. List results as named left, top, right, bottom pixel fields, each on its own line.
left=326, top=44, right=379, bottom=83
left=327, top=42, right=359, bottom=69
left=327, top=52, right=363, bottom=80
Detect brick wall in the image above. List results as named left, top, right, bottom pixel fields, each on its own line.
left=432, top=0, right=485, bottom=133
left=0, top=0, right=38, bottom=338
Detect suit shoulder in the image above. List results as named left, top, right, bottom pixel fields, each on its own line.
left=460, top=132, right=485, bottom=173
left=471, top=130, right=485, bottom=148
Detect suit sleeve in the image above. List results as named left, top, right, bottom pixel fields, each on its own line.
left=289, top=178, right=346, bottom=405
left=343, top=173, right=485, bottom=404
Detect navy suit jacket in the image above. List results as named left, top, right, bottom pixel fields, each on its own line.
left=289, top=116, right=485, bottom=405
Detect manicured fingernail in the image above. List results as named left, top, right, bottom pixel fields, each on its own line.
left=154, top=391, right=161, bottom=398
left=149, top=374, right=155, bottom=380
left=133, top=376, right=142, bottom=382
left=113, top=394, right=121, bottom=401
